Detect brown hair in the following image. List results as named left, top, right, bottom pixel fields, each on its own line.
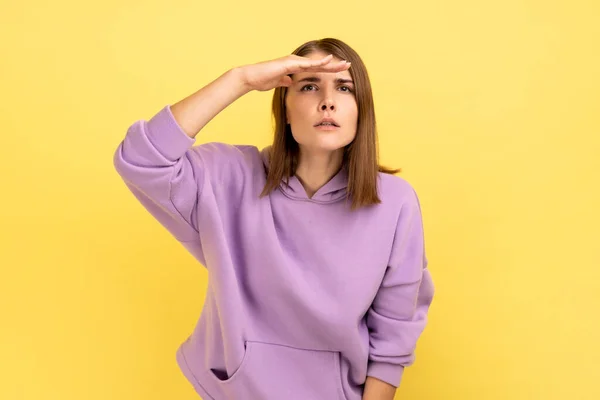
left=259, top=37, right=402, bottom=211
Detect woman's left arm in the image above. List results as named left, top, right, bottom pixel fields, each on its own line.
left=364, top=185, right=435, bottom=393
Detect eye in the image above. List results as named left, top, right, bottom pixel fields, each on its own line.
left=300, top=84, right=354, bottom=93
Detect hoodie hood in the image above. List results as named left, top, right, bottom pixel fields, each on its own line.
left=260, top=146, right=349, bottom=204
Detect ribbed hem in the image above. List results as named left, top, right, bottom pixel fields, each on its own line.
left=366, top=360, right=404, bottom=388
left=146, top=105, right=196, bottom=161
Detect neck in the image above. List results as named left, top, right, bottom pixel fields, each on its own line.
left=294, top=147, right=344, bottom=198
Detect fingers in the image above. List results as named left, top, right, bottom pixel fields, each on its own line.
left=286, top=55, right=350, bottom=74
left=316, top=60, right=351, bottom=71
left=305, top=54, right=350, bottom=69
left=303, top=62, right=351, bottom=75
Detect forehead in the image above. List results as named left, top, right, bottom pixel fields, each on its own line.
left=304, top=51, right=332, bottom=60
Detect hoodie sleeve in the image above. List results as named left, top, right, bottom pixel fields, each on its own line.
left=113, top=105, right=201, bottom=244
left=365, top=184, right=435, bottom=388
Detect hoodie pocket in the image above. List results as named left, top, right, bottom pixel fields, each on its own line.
left=198, top=340, right=348, bottom=400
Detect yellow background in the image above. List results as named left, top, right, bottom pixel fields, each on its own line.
left=1, top=0, right=599, bottom=399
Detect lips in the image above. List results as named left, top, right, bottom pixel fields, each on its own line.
left=316, top=123, right=339, bottom=127
left=314, top=119, right=340, bottom=127
left=314, top=123, right=340, bottom=131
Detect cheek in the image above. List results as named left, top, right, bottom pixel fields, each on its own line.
left=287, top=100, right=312, bottom=123
left=343, top=102, right=358, bottom=125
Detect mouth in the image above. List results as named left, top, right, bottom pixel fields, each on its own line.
left=314, top=123, right=340, bottom=131
left=314, top=120, right=340, bottom=127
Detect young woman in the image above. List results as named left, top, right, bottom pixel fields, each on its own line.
left=113, top=37, right=435, bottom=400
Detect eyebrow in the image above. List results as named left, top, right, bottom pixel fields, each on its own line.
left=295, top=76, right=354, bottom=85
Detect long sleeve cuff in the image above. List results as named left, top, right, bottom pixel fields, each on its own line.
left=367, top=360, right=405, bottom=388
left=145, top=104, right=196, bottom=161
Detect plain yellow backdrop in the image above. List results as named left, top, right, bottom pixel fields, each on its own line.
left=1, top=0, right=599, bottom=399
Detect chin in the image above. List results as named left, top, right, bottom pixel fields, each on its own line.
left=297, top=139, right=352, bottom=154
left=292, top=130, right=355, bottom=153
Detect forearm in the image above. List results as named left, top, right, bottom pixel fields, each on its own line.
left=362, top=376, right=397, bottom=400
left=170, top=67, right=251, bottom=138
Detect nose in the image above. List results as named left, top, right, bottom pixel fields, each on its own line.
left=319, top=86, right=336, bottom=111
left=320, top=100, right=335, bottom=111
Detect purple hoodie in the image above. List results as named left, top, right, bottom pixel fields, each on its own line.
left=113, top=104, right=435, bottom=400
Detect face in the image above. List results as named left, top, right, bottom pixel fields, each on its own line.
left=285, top=51, right=358, bottom=155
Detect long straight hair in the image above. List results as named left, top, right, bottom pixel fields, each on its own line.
left=259, top=38, right=402, bottom=211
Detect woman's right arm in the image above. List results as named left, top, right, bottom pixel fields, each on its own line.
left=112, top=55, right=349, bottom=245
left=170, top=67, right=251, bottom=138
left=169, top=53, right=350, bottom=138
left=111, top=68, right=251, bottom=244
